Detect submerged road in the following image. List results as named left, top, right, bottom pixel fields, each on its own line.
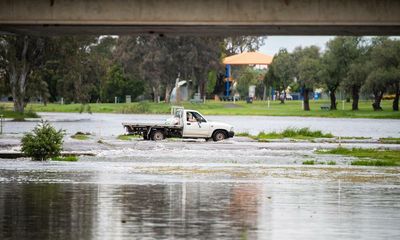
left=2, top=112, right=400, bottom=138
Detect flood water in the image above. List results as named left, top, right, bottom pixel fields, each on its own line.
left=2, top=112, right=400, bottom=138
left=1, top=112, right=400, bottom=239
left=1, top=154, right=400, bottom=239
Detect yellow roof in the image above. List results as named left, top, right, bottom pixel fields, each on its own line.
left=223, top=51, right=273, bottom=65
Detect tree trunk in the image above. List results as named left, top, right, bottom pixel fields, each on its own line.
left=262, top=84, right=266, bottom=101
left=164, top=85, right=171, bottom=103
left=329, top=90, right=337, bottom=110
left=393, top=83, right=399, bottom=111
left=393, top=89, right=400, bottom=111
left=199, top=80, right=205, bottom=99
left=351, top=85, right=360, bottom=111
left=152, top=86, right=160, bottom=103
left=303, top=88, right=310, bottom=111
left=9, top=36, right=30, bottom=113
left=372, top=91, right=384, bottom=111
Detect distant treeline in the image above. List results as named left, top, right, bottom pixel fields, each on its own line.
left=266, top=37, right=400, bottom=111
left=0, top=35, right=265, bottom=112
left=0, top=35, right=399, bottom=113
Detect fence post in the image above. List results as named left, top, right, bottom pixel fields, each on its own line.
left=0, top=114, right=3, bottom=134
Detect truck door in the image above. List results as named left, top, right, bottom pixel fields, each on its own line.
left=183, top=111, right=210, bottom=137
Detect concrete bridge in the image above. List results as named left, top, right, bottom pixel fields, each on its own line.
left=1, top=0, right=400, bottom=35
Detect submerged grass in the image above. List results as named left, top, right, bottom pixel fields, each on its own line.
left=52, top=156, right=78, bottom=162
left=240, top=127, right=334, bottom=141
left=71, top=133, right=90, bottom=140
left=379, top=138, right=400, bottom=144
left=316, top=148, right=400, bottom=166
left=302, top=160, right=315, bottom=165
left=117, top=134, right=141, bottom=140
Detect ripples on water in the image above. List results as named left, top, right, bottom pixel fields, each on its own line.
left=0, top=157, right=399, bottom=240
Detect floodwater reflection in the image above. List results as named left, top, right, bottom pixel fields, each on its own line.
left=1, top=178, right=399, bottom=239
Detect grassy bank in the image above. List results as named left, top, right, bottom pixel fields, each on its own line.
left=0, top=110, right=39, bottom=120
left=0, top=99, right=398, bottom=119
left=316, top=148, right=400, bottom=166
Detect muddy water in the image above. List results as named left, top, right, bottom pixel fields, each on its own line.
left=1, top=112, right=400, bottom=239
left=1, top=155, right=399, bottom=240
left=3, top=112, right=400, bottom=138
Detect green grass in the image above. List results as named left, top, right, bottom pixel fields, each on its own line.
left=0, top=109, right=39, bottom=120
left=71, top=133, right=90, bottom=140
left=379, top=138, right=400, bottom=144
left=0, top=99, right=395, bottom=119
left=51, top=156, right=78, bottom=162
left=302, top=160, right=315, bottom=165
left=316, top=148, right=400, bottom=166
left=236, top=132, right=253, bottom=137
left=117, top=134, right=141, bottom=140
left=340, top=136, right=372, bottom=140
left=327, top=161, right=337, bottom=165
left=256, top=127, right=334, bottom=140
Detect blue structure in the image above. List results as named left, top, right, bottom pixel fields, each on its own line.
left=225, top=64, right=231, bottom=97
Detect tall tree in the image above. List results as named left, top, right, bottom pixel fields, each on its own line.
left=320, top=37, right=361, bottom=110
left=343, top=39, right=370, bottom=110
left=364, top=38, right=400, bottom=111
left=0, top=35, right=46, bottom=113
left=267, top=48, right=295, bottom=103
left=292, top=46, right=321, bottom=111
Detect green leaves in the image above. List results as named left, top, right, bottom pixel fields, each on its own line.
left=21, top=120, right=65, bottom=161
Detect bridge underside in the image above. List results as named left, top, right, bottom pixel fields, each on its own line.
left=1, top=24, right=400, bottom=36
left=1, top=0, right=400, bottom=36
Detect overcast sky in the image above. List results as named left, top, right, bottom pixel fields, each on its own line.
left=260, top=36, right=334, bottom=56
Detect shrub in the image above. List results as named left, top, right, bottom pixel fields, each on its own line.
left=21, top=120, right=65, bottom=161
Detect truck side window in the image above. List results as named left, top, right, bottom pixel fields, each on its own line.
left=192, top=112, right=206, bottom=122
left=187, top=112, right=197, bottom=122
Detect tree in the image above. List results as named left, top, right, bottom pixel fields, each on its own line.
left=343, top=39, right=370, bottom=110
left=267, top=48, right=295, bottom=103
left=321, top=37, right=361, bottom=110
left=364, top=38, right=400, bottom=111
left=293, top=46, right=321, bottom=111
left=102, top=64, right=143, bottom=102
left=0, top=35, right=46, bottom=113
left=236, top=66, right=259, bottom=97
left=21, top=121, right=65, bottom=161
left=224, top=36, right=267, bottom=55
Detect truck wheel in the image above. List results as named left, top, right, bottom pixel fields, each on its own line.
left=151, top=130, right=164, bottom=141
left=212, top=131, right=226, bottom=142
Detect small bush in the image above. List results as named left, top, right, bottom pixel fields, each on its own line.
left=21, top=121, right=65, bottom=161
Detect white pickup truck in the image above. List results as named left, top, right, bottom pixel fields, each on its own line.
left=122, top=107, right=234, bottom=141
